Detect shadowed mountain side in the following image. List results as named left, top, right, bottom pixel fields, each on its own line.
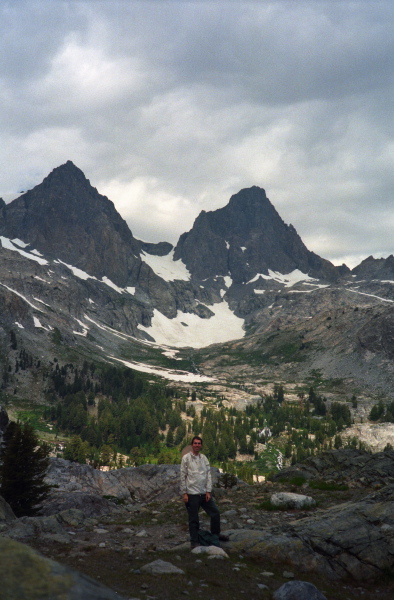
left=174, top=186, right=345, bottom=283
left=0, top=161, right=141, bottom=287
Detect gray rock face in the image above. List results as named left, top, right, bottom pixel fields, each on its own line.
left=0, top=536, right=126, bottom=600
left=174, top=186, right=340, bottom=283
left=0, top=161, right=141, bottom=288
left=273, top=580, right=327, bottom=600
left=39, top=492, right=121, bottom=518
left=352, top=254, right=394, bottom=280
left=275, top=448, right=394, bottom=487
left=226, top=484, right=394, bottom=581
left=44, top=458, right=220, bottom=506
left=4, top=508, right=85, bottom=541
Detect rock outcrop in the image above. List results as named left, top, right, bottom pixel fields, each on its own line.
left=0, top=536, right=126, bottom=600
left=226, top=483, right=394, bottom=581
left=273, top=448, right=394, bottom=487
left=43, top=458, right=220, bottom=511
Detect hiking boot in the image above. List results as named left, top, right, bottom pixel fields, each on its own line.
left=218, top=534, right=229, bottom=542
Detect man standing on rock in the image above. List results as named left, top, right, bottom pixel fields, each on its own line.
left=180, top=436, right=228, bottom=549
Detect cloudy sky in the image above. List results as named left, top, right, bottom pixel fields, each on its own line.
left=1, top=1, right=393, bottom=268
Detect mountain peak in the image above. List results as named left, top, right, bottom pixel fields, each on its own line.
left=0, top=162, right=140, bottom=286
left=40, top=161, right=95, bottom=193
left=174, top=186, right=338, bottom=282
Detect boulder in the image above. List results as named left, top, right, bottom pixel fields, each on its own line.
left=270, top=492, right=316, bottom=510
left=191, top=545, right=229, bottom=557
left=0, top=536, right=126, bottom=599
left=273, top=580, right=327, bottom=600
left=140, top=559, right=184, bottom=575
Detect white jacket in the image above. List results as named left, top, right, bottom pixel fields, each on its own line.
left=180, top=451, right=212, bottom=495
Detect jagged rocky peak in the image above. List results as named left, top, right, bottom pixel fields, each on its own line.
left=139, top=241, right=173, bottom=256
left=352, top=254, right=394, bottom=280
left=0, top=161, right=141, bottom=287
left=174, top=186, right=339, bottom=283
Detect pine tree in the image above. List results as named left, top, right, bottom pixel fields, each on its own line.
left=0, top=421, right=50, bottom=517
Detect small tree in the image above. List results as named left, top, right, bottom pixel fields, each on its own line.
left=0, top=421, right=50, bottom=517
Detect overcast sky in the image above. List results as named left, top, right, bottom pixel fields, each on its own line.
left=1, top=1, right=393, bottom=268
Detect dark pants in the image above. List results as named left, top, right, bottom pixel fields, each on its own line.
left=185, top=494, right=220, bottom=543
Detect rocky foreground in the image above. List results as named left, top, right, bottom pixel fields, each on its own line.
left=1, top=449, right=394, bottom=599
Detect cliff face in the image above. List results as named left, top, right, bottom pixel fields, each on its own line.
left=0, top=161, right=141, bottom=287
left=174, top=186, right=342, bottom=282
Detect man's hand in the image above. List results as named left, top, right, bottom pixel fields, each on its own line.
left=205, top=492, right=211, bottom=502
left=183, top=493, right=188, bottom=503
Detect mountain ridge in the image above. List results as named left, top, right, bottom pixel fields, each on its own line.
left=0, top=161, right=393, bottom=402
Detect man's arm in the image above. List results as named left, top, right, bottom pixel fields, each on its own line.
left=204, top=455, right=212, bottom=496
left=180, top=454, right=189, bottom=498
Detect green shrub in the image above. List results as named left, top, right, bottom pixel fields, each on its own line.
left=309, top=480, right=348, bottom=491
left=289, top=476, right=306, bottom=487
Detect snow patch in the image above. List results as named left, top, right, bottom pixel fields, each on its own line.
left=241, top=246, right=246, bottom=253
left=15, top=322, right=24, bottom=329
left=126, top=286, right=136, bottom=295
left=56, top=260, right=95, bottom=281
left=347, top=289, right=394, bottom=303
left=73, top=318, right=89, bottom=337
left=11, top=238, right=29, bottom=248
left=161, top=349, right=181, bottom=360
left=110, top=356, right=215, bottom=383
left=101, top=276, right=123, bottom=293
left=247, top=269, right=319, bottom=288
left=0, top=283, right=42, bottom=311
left=33, top=297, right=51, bottom=307
left=222, top=275, right=232, bottom=288
left=0, top=236, right=48, bottom=265
left=141, top=249, right=190, bottom=281
left=138, top=301, right=244, bottom=348
left=254, top=289, right=265, bottom=295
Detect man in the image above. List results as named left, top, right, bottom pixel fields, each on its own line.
left=180, top=436, right=228, bottom=548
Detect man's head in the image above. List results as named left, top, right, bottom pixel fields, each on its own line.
left=191, top=436, right=203, bottom=455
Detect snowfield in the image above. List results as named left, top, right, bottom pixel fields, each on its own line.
left=141, top=249, right=190, bottom=281
left=247, top=269, right=319, bottom=287
left=138, top=301, right=245, bottom=348
left=109, top=356, right=215, bottom=383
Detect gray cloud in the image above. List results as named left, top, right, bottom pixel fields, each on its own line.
left=1, top=0, right=393, bottom=268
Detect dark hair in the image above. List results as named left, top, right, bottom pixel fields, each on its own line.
left=191, top=436, right=203, bottom=445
